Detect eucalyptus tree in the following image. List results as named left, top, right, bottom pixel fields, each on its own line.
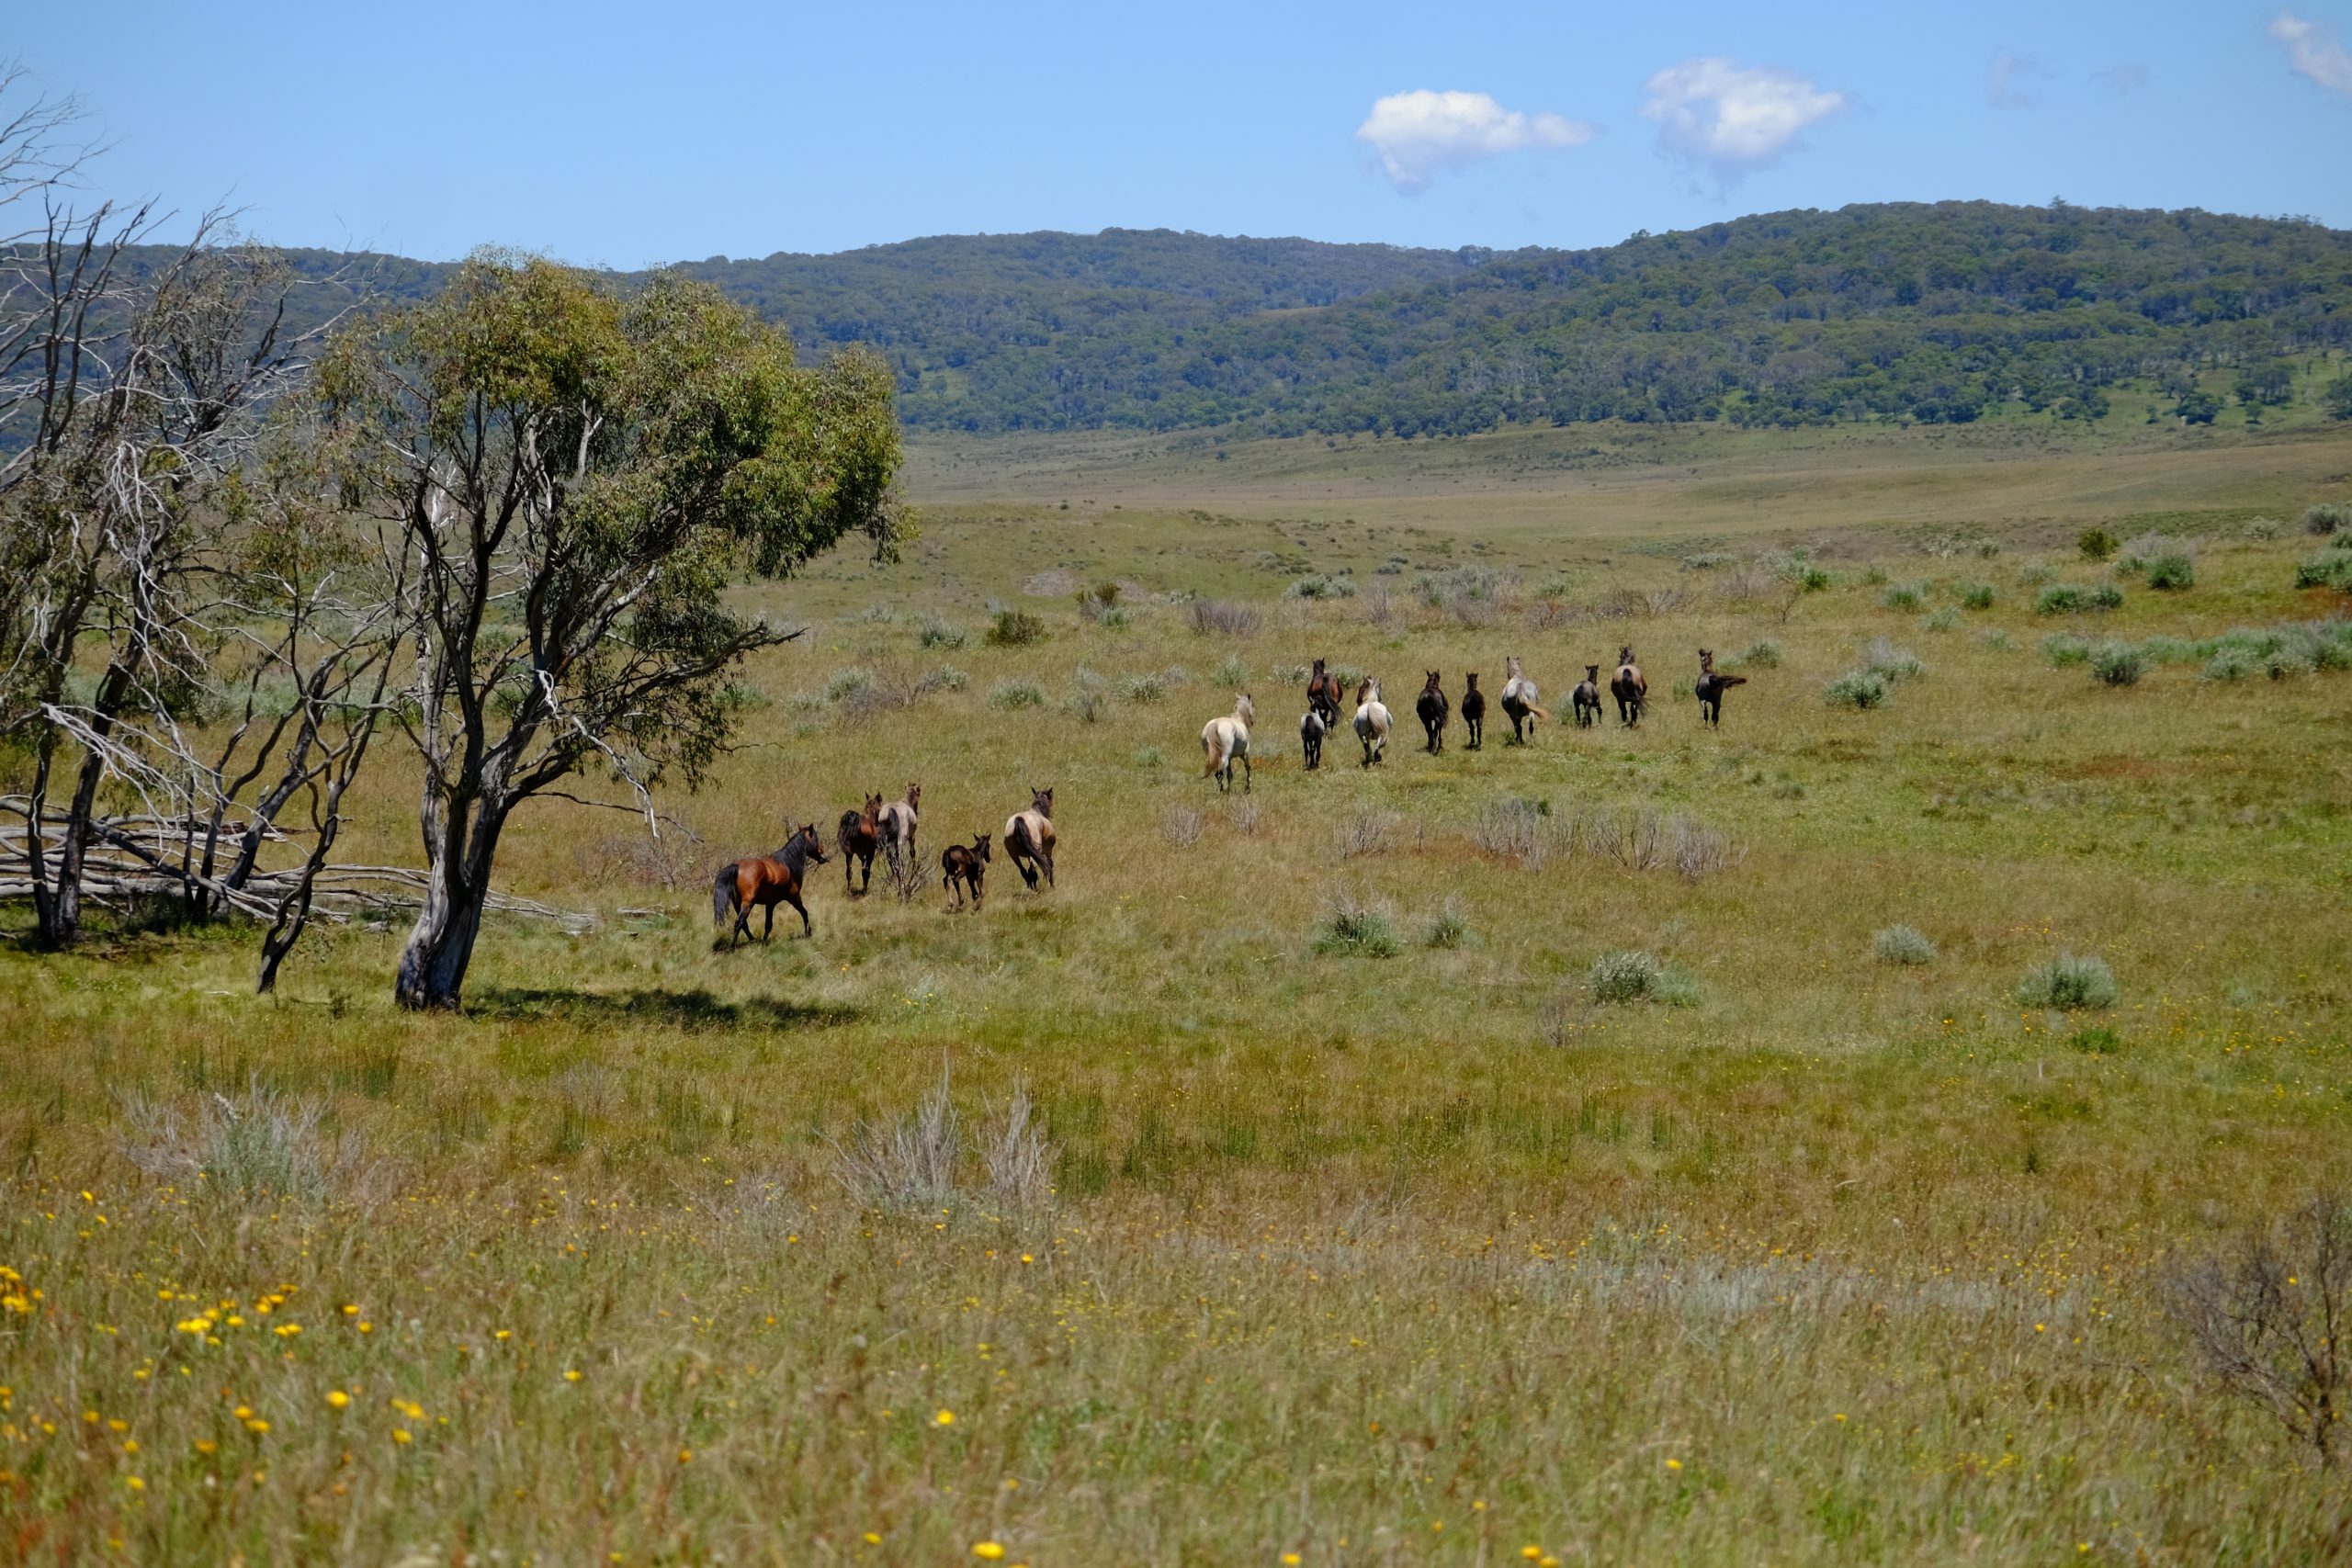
left=316, top=255, right=904, bottom=1010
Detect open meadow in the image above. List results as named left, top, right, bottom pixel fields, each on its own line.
left=6, top=419, right=2352, bottom=1563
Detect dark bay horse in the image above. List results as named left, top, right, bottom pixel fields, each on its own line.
left=712, top=824, right=828, bottom=947
left=1306, top=658, right=1343, bottom=729
left=1416, top=671, right=1450, bottom=754
left=943, top=830, right=990, bottom=911
left=1695, top=649, right=1747, bottom=728
left=1460, top=672, right=1486, bottom=749
left=1572, top=664, right=1603, bottom=728
left=838, top=792, right=884, bottom=895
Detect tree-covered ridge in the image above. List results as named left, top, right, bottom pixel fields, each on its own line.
left=102, top=203, right=2352, bottom=436
left=772, top=202, right=2350, bottom=435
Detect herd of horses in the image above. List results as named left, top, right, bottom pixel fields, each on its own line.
left=1214, top=646, right=1751, bottom=789
left=712, top=784, right=1057, bottom=945
left=712, top=646, right=1752, bottom=944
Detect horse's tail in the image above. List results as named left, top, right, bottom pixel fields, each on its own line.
left=1202, top=722, right=1229, bottom=777
left=711, top=863, right=738, bottom=928
left=837, top=809, right=861, bottom=852
left=1523, top=702, right=1550, bottom=721
left=1718, top=674, right=1748, bottom=689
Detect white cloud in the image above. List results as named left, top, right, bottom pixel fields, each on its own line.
left=1639, top=58, right=1850, bottom=182
left=1355, top=89, right=1597, bottom=193
left=1986, top=51, right=2051, bottom=110
left=2270, top=10, right=2352, bottom=96
left=2094, top=62, right=2153, bottom=96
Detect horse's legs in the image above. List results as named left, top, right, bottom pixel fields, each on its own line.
left=790, top=891, right=812, bottom=939
left=762, top=901, right=775, bottom=942
left=1043, top=851, right=1055, bottom=889
left=1242, top=752, right=1252, bottom=792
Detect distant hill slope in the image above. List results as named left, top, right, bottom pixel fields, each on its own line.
left=132, top=204, right=2352, bottom=436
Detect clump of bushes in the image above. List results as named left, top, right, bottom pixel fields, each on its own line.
left=1681, top=551, right=1734, bottom=571
left=1860, top=637, right=1927, bottom=682
left=2143, top=552, right=2196, bottom=591
left=2295, top=551, right=2352, bottom=592
left=918, top=615, right=967, bottom=650
left=1284, top=573, right=1356, bottom=600
left=984, top=608, right=1048, bottom=648
left=824, top=667, right=874, bottom=705
left=1871, top=925, right=1938, bottom=965
left=1073, top=581, right=1123, bottom=622
left=2035, top=582, right=2125, bottom=615
left=1824, top=669, right=1891, bottom=709
left=2078, top=526, right=2119, bottom=561
left=1421, top=900, right=1471, bottom=950
left=1116, top=671, right=1169, bottom=705
left=2016, top=952, right=2119, bottom=1011
left=2302, top=502, right=2350, bottom=536
left=2068, top=1025, right=2121, bottom=1055
left=1957, top=581, right=1996, bottom=610
left=1882, top=581, right=1926, bottom=612
left=2042, top=633, right=2093, bottom=666
left=987, top=677, right=1046, bottom=710
left=1587, top=950, right=1698, bottom=1007
left=1736, top=639, right=1781, bottom=670
left=1191, top=599, right=1261, bottom=637
left=1924, top=607, right=1960, bottom=633
left=1314, top=890, right=1400, bottom=958
left=2089, top=642, right=2145, bottom=686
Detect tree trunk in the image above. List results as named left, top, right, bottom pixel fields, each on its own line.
left=35, top=662, right=133, bottom=946
left=393, top=793, right=507, bottom=1011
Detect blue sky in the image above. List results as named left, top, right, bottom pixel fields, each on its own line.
left=14, top=1, right=2352, bottom=265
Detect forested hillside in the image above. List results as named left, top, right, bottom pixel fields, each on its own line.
left=132, top=203, right=2352, bottom=437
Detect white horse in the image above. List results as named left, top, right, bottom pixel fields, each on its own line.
left=1353, top=676, right=1391, bottom=768
left=1201, top=692, right=1256, bottom=793
left=876, top=781, right=921, bottom=863
left=1500, top=654, right=1549, bottom=743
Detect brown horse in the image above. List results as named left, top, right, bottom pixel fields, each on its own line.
left=1611, top=646, right=1647, bottom=727
left=711, top=824, right=828, bottom=947
left=942, top=830, right=991, bottom=911
left=1306, top=658, right=1344, bottom=729
left=838, top=792, right=884, bottom=895
left=1460, top=672, right=1486, bottom=750
left=1572, top=664, right=1603, bottom=728
left=1695, top=649, right=1747, bottom=728
left=1416, top=671, right=1450, bottom=754
left=1004, top=785, right=1057, bottom=891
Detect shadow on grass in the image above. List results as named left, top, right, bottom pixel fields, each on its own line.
left=469, top=987, right=860, bottom=1031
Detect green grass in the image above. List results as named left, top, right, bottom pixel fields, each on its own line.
left=4, top=422, right=2352, bottom=1562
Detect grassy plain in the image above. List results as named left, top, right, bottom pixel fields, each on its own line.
left=4, top=416, right=2352, bottom=1563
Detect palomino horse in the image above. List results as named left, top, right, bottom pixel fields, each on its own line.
left=1695, top=649, right=1747, bottom=728
left=711, top=823, right=829, bottom=946
left=1201, top=693, right=1257, bottom=794
left=1572, top=664, right=1603, bottom=728
left=942, top=830, right=990, bottom=910
left=1299, top=706, right=1327, bottom=771
left=1611, top=646, right=1647, bottom=727
left=837, top=792, right=884, bottom=895
left=876, top=782, right=921, bottom=865
left=1460, top=672, right=1486, bottom=750
left=1306, top=658, right=1343, bottom=729
left=1500, top=655, right=1548, bottom=743
left=1004, top=785, right=1057, bottom=891
left=1416, top=671, right=1450, bottom=754
left=1353, top=676, right=1392, bottom=769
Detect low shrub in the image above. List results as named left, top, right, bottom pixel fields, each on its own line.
left=1284, top=573, right=1356, bottom=600
left=2295, top=554, right=2352, bottom=592
left=2016, top=952, right=2120, bottom=1011
left=918, top=615, right=967, bottom=650
left=1882, top=582, right=1925, bottom=612
left=984, top=609, right=1048, bottom=648
left=1871, top=925, right=1938, bottom=965
left=1860, top=637, right=1927, bottom=682
left=2089, top=641, right=2145, bottom=686
left=987, top=678, right=1046, bottom=710
left=1957, top=581, right=1996, bottom=610
left=1824, top=669, right=1891, bottom=709
left=1421, top=899, right=1471, bottom=950
left=2042, top=634, right=2092, bottom=666
left=1314, top=891, right=1400, bottom=958
left=2302, top=502, right=2350, bottom=536
left=2077, top=526, right=2118, bottom=562
left=1116, top=671, right=1170, bottom=705
left=1587, top=950, right=1698, bottom=1007
left=1191, top=599, right=1261, bottom=637
left=824, top=667, right=874, bottom=705
left=2143, top=552, right=2196, bottom=591
left=2068, top=1025, right=2122, bottom=1055
left=1736, top=639, right=1782, bottom=669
